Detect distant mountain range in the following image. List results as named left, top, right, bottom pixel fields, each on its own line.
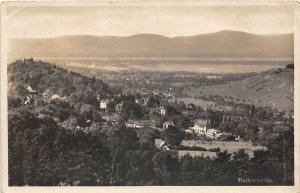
left=9, top=30, right=293, bottom=61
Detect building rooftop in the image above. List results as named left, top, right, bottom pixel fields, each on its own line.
left=195, top=119, right=207, bottom=126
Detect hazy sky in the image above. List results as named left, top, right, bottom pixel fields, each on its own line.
left=3, top=4, right=294, bottom=38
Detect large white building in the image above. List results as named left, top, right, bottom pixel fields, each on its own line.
left=191, top=119, right=207, bottom=134
left=189, top=119, right=225, bottom=140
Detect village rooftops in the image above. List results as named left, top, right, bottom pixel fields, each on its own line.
left=125, top=119, right=156, bottom=129
left=50, top=94, right=68, bottom=101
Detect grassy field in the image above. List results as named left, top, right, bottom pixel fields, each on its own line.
left=180, top=140, right=266, bottom=158
left=178, top=150, right=217, bottom=158
left=181, top=140, right=265, bottom=152
left=155, top=139, right=265, bottom=158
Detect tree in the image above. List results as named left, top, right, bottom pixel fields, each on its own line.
left=8, top=97, right=22, bottom=108
left=211, top=151, right=235, bottom=185
left=152, top=150, right=180, bottom=185
left=172, top=115, right=190, bottom=129
left=109, top=124, right=139, bottom=185
left=161, top=126, right=185, bottom=147
left=285, top=63, right=294, bottom=69
left=232, top=149, right=250, bottom=179
left=266, top=128, right=294, bottom=185
left=187, top=103, right=196, bottom=111
left=147, top=96, right=160, bottom=108
left=180, top=153, right=194, bottom=185
left=232, top=149, right=249, bottom=167
left=121, top=102, right=144, bottom=121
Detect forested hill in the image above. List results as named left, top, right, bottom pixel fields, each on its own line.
left=8, top=58, right=117, bottom=102
left=7, top=59, right=122, bottom=186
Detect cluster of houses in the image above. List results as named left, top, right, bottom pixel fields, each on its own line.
left=99, top=96, right=170, bottom=118
left=159, top=117, right=229, bottom=141
left=99, top=98, right=149, bottom=111
left=22, top=86, right=38, bottom=105
left=24, top=85, right=232, bottom=142
left=124, top=87, right=175, bottom=99
left=125, top=119, right=157, bottom=129
left=98, top=95, right=232, bottom=141
left=206, top=75, right=223, bottom=79
left=23, top=85, right=70, bottom=105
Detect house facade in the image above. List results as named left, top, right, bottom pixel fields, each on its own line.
left=191, top=119, right=207, bottom=134
left=163, top=121, right=175, bottom=130
left=100, top=100, right=108, bottom=109
left=206, top=129, right=224, bottom=140
left=27, top=85, right=36, bottom=94
left=125, top=121, right=144, bottom=129
left=159, top=106, right=167, bottom=115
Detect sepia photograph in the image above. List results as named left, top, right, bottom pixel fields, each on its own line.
left=0, top=1, right=299, bottom=193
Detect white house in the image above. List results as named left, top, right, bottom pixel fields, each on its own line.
left=159, top=106, right=167, bottom=115
left=163, top=121, right=175, bottom=130
left=27, top=85, right=36, bottom=93
left=159, top=141, right=170, bottom=151
left=125, top=120, right=144, bottom=129
left=24, top=96, right=33, bottom=105
left=235, top=135, right=241, bottom=141
left=191, top=119, right=207, bottom=134
left=206, top=129, right=224, bottom=140
left=206, top=129, right=218, bottom=136
left=100, top=100, right=108, bottom=110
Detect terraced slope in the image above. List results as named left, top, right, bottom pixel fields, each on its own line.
left=184, top=68, right=294, bottom=112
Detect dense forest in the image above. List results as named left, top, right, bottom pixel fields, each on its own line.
left=8, top=59, right=294, bottom=186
